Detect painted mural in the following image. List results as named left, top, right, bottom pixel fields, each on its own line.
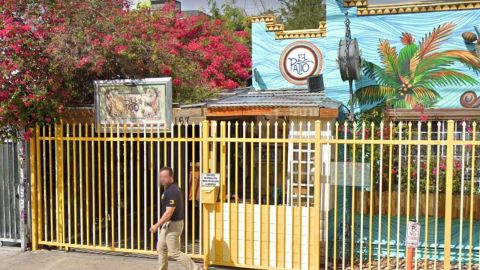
left=252, top=0, right=480, bottom=109
left=353, top=23, right=480, bottom=109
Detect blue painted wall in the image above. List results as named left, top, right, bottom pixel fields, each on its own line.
left=252, top=0, right=480, bottom=109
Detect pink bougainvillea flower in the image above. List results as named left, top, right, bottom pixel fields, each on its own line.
left=173, top=78, right=182, bottom=86
left=75, top=56, right=90, bottom=68
left=161, top=66, right=173, bottom=76
left=23, top=130, right=33, bottom=141
left=0, top=0, right=251, bottom=140
left=115, top=45, right=128, bottom=54
left=420, top=114, right=429, bottom=122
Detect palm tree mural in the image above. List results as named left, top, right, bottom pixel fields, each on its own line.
left=352, top=23, right=480, bottom=109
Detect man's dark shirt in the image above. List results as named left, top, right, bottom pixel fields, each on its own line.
left=161, top=183, right=184, bottom=221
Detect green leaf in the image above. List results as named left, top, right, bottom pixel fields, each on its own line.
left=418, top=69, right=479, bottom=89
left=389, top=98, right=409, bottom=108
left=414, top=55, right=456, bottom=80
left=352, top=85, right=396, bottom=106
left=397, top=44, right=418, bottom=76
left=410, top=86, right=441, bottom=100
left=363, top=61, right=401, bottom=89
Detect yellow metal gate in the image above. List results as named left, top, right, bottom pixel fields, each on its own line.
left=29, top=122, right=204, bottom=259
left=29, top=119, right=475, bottom=269
left=28, top=120, right=327, bottom=269
left=199, top=121, right=325, bottom=269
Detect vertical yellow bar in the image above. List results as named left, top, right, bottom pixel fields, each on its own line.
left=386, top=122, right=394, bottom=270
left=73, top=123, right=77, bottom=245
left=298, top=122, right=303, bottom=208
left=137, top=126, right=141, bottom=249
left=123, top=124, right=127, bottom=249
left=55, top=122, right=65, bottom=248
left=282, top=122, right=287, bottom=208
left=123, top=124, right=128, bottom=248
left=201, top=120, right=210, bottom=268
left=36, top=126, right=43, bottom=244
left=86, top=124, right=90, bottom=246
left=434, top=123, right=441, bottom=269
left=234, top=122, right=239, bottom=262
left=368, top=123, right=375, bottom=270
left=235, top=122, right=239, bottom=204
left=313, top=121, right=322, bottom=269
left=265, top=121, right=270, bottom=266
left=66, top=123, right=70, bottom=246
left=296, top=122, right=303, bottom=270
left=110, top=125, right=115, bottom=248
left=220, top=122, right=226, bottom=262
left=91, top=123, right=96, bottom=246
left=282, top=121, right=287, bottom=269
left=406, top=123, right=412, bottom=222
left=97, top=125, right=102, bottom=246
left=150, top=125, right=154, bottom=251
left=443, top=120, right=455, bottom=269
left=192, top=123, right=197, bottom=255
left=163, top=124, right=167, bottom=166
left=423, top=122, right=432, bottom=269
left=30, top=129, right=38, bottom=250
left=250, top=122, right=254, bottom=266
left=97, top=125, right=103, bottom=246
left=350, top=122, right=357, bottom=268
left=49, top=125, right=53, bottom=242
left=333, top=122, right=339, bottom=270
left=468, top=122, right=476, bottom=268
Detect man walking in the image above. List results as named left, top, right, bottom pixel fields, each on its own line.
left=150, top=166, right=199, bottom=270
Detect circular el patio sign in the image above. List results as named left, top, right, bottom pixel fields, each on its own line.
left=279, top=41, right=323, bottom=85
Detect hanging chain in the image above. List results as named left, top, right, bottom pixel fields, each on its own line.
left=344, top=12, right=355, bottom=121
left=344, top=12, right=352, bottom=80
left=345, top=12, right=351, bottom=39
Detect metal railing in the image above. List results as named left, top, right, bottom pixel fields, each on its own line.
left=29, top=122, right=204, bottom=258
left=28, top=120, right=479, bottom=269
left=0, top=140, right=21, bottom=245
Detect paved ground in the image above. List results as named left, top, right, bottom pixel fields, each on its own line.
left=0, top=247, right=230, bottom=270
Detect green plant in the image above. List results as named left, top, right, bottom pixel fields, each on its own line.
left=353, top=23, right=480, bottom=109
left=279, top=0, right=325, bottom=30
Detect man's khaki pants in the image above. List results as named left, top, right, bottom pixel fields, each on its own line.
left=157, top=220, right=197, bottom=270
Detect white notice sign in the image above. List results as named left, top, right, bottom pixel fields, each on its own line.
left=406, top=221, right=421, bottom=248
left=201, top=173, right=220, bottom=187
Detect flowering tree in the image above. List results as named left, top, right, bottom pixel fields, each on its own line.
left=0, top=0, right=251, bottom=139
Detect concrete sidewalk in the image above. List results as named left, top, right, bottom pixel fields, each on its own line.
left=0, top=248, right=230, bottom=270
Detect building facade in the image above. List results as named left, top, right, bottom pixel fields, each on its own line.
left=252, top=0, right=480, bottom=121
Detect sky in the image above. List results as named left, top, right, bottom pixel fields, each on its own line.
left=181, top=0, right=282, bottom=15
left=133, top=0, right=283, bottom=15
left=134, top=0, right=468, bottom=14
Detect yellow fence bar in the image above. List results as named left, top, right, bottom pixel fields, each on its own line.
left=30, top=119, right=480, bottom=270
left=30, top=129, right=38, bottom=251
left=201, top=120, right=210, bottom=269
left=468, top=122, right=477, bottom=269
left=444, top=120, right=455, bottom=269
left=313, top=121, right=322, bottom=269
left=55, top=122, right=65, bottom=248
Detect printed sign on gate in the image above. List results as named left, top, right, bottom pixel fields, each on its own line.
left=406, top=221, right=421, bottom=248
left=201, top=173, right=220, bottom=187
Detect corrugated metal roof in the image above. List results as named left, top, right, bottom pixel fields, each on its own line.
left=207, top=89, right=342, bottom=109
